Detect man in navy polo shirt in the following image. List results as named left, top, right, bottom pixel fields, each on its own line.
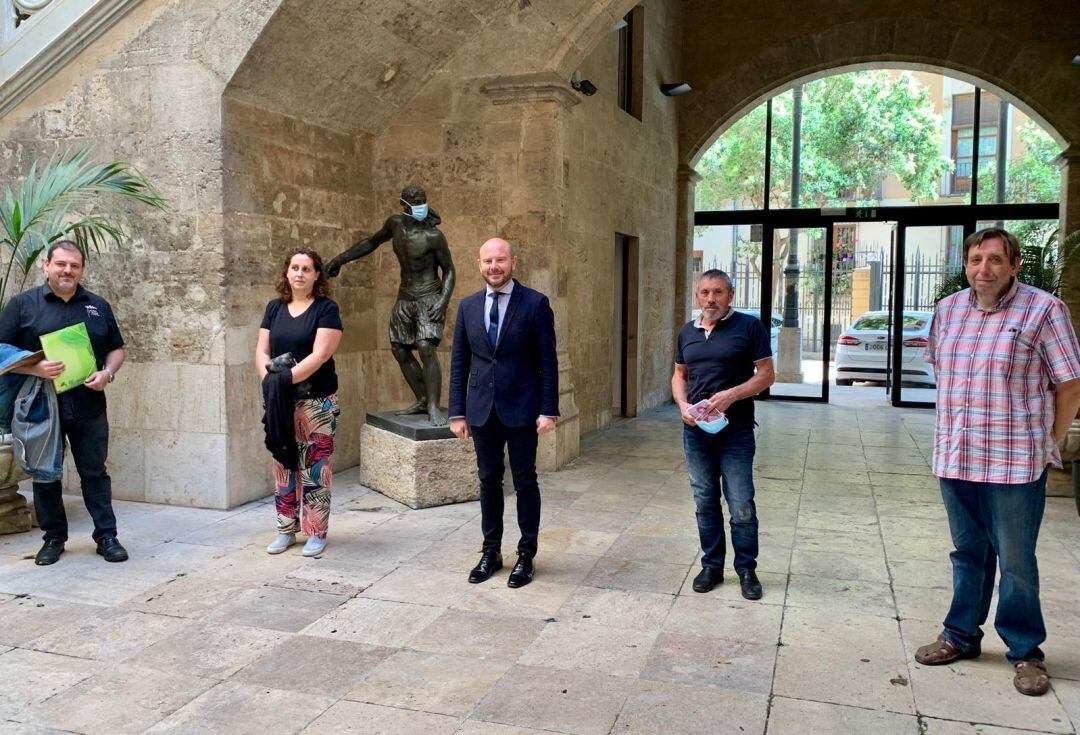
left=0, top=241, right=127, bottom=565
left=672, top=269, right=774, bottom=599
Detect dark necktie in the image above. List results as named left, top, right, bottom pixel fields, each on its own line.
left=488, top=291, right=502, bottom=349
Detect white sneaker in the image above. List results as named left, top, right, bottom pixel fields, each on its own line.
left=302, top=536, right=327, bottom=557
left=266, top=533, right=296, bottom=555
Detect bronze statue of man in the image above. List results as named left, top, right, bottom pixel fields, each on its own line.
left=326, top=186, right=455, bottom=426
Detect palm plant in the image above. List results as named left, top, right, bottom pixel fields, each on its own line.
left=0, top=147, right=166, bottom=308
left=934, top=228, right=1080, bottom=303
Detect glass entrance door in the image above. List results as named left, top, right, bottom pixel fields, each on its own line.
left=893, top=225, right=948, bottom=406
left=769, top=226, right=829, bottom=400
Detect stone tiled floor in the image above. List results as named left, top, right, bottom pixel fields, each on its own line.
left=1, top=401, right=1079, bottom=734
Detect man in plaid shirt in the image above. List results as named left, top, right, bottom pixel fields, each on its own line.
left=914, top=228, right=1080, bottom=697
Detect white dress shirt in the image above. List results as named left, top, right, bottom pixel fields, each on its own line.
left=484, top=279, right=515, bottom=342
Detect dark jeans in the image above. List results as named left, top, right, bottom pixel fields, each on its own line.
left=939, top=469, right=1047, bottom=663
left=683, top=423, right=759, bottom=574
left=471, top=409, right=541, bottom=558
left=33, top=411, right=116, bottom=543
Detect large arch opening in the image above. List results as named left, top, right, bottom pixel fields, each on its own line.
left=690, top=66, right=1063, bottom=407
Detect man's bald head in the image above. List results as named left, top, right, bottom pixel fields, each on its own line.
left=479, top=237, right=514, bottom=259
left=478, top=238, right=517, bottom=290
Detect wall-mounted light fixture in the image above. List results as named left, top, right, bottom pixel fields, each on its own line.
left=1073, top=54, right=1080, bottom=66
left=571, top=70, right=598, bottom=96
left=660, top=82, right=692, bottom=97
left=611, top=18, right=628, bottom=32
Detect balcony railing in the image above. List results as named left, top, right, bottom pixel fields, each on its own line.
left=1, top=0, right=141, bottom=118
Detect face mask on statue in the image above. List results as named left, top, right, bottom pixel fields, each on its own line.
left=402, top=200, right=429, bottom=221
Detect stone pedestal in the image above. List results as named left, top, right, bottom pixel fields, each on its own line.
left=358, top=412, right=478, bottom=509
left=775, top=327, right=804, bottom=383
left=0, top=441, right=31, bottom=534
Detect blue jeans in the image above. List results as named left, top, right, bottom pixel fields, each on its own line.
left=939, top=469, right=1047, bottom=663
left=683, top=424, right=758, bottom=574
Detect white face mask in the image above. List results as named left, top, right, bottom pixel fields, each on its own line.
left=401, top=199, right=428, bottom=221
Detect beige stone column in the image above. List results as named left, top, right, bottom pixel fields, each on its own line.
left=675, top=165, right=700, bottom=336
left=479, top=72, right=581, bottom=471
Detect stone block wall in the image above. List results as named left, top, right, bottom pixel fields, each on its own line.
left=0, top=0, right=281, bottom=508
left=221, top=97, right=378, bottom=505
left=562, top=0, right=681, bottom=433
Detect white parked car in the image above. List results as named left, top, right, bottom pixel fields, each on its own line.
left=834, top=310, right=936, bottom=387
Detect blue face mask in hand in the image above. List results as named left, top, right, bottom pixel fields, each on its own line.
left=695, top=413, right=729, bottom=434
left=402, top=199, right=428, bottom=222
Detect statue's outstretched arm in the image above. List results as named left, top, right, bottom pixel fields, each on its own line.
left=326, top=220, right=393, bottom=277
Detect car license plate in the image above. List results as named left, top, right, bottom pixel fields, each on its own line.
left=864, top=342, right=886, bottom=351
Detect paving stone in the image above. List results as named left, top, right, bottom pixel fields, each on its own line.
left=27, top=607, right=189, bottom=662
left=784, top=575, right=897, bottom=618
left=126, top=622, right=290, bottom=679
left=471, top=664, right=630, bottom=735
left=302, top=700, right=459, bottom=734
left=408, top=608, right=546, bottom=660
left=583, top=558, right=690, bottom=595
left=518, top=619, right=657, bottom=677
left=662, top=595, right=782, bottom=644
left=790, top=549, right=891, bottom=582
left=203, top=585, right=349, bottom=632
left=15, top=665, right=213, bottom=734
left=0, top=648, right=100, bottom=719
left=146, top=681, right=335, bottom=734
left=920, top=719, right=1050, bottom=735
left=766, top=696, right=917, bottom=734
left=453, top=580, right=576, bottom=619
left=234, top=635, right=394, bottom=698
left=641, top=632, right=776, bottom=694
left=359, top=565, right=472, bottom=607
left=302, top=597, right=443, bottom=647
left=556, top=586, right=673, bottom=632
left=346, top=650, right=510, bottom=716
left=0, top=595, right=106, bottom=646
left=612, top=679, right=768, bottom=734
left=454, top=722, right=551, bottom=735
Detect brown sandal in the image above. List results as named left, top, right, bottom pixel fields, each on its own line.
left=915, top=634, right=980, bottom=666
left=1014, top=660, right=1050, bottom=696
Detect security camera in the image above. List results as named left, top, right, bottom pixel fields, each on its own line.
left=570, top=70, right=598, bottom=97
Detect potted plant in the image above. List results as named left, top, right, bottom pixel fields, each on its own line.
left=0, top=147, right=165, bottom=534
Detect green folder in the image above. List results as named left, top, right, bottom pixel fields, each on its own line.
left=40, top=322, right=96, bottom=394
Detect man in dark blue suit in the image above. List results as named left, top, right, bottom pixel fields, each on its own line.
left=449, top=238, right=559, bottom=588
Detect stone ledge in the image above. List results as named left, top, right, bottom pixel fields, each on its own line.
left=358, top=423, right=477, bottom=510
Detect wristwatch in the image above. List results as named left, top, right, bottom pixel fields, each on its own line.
left=103, top=367, right=115, bottom=383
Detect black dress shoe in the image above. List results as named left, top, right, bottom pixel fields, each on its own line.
left=507, top=554, right=534, bottom=588
left=35, top=539, right=65, bottom=566
left=468, top=549, right=503, bottom=583
left=738, top=570, right=762, bottom=600
left=96, top=537, right=129, bottom=563
left=692, top=567, right=722, bottom=593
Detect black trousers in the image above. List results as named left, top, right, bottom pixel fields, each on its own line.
left=471, top=408, right=541, bottom=558
left=32, top=411, right=116, bottom=543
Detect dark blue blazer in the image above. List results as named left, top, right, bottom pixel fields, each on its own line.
left=449, top=280, right=559, bottom=427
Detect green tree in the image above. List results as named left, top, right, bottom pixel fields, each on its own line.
left=696, top=70, right=952, bottom=211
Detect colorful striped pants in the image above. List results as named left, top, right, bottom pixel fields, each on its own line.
left=274, top=394, right=339, bottom=539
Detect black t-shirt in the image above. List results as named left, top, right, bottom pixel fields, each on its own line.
left=0, top=284, right=124, bottom=420
left=675, top=311, right=772, bottom=430
left=260, top=297, right=343, bottom=398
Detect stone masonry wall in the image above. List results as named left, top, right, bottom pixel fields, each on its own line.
left=0, top=0, right=281, bottom=508
left=562, top=0, right=681, bottom=433
left=221, top=98, right=377, bottom=506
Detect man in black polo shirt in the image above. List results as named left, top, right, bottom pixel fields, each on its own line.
left=672, top=269, right=774, bottom=599
left=0, top=241, right=127, bottom=565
